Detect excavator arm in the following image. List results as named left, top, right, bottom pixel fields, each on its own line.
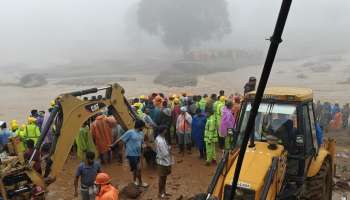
left=31, top=83, right=137, bottom=183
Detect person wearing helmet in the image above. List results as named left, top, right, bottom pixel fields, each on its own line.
left=31, top=109, right=44, bottom=130
left=215, top=96, right=226, bottom=149
left=15, top=124, right=27, bottom=153
left=110, top=120, right=148, bottom=187
left=95, top=173, right=119, bottom=200
left=10, top=120, right=19, bottom=132
left=204, top=109, right=218, bottom=166
left=74, top=151, right=101, bottom=200
left=23, top=117, right=41, bottom=144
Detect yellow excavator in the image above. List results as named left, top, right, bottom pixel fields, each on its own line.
left=199, top=87, right=335, bottom=200
left=0, top=83, right=138, bottom=199
left=197, top=0, right=335, bottom=199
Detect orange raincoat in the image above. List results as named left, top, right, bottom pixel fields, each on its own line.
left=91, top=115, right=117, bottom=154
left=330, top=112, right=342, bottom=130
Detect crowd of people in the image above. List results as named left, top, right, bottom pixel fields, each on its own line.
left=315, top=101, right=350, bottom=131
left=0, top=88, right=246, bottom=200
left=1, top=77, right=349, bottom=200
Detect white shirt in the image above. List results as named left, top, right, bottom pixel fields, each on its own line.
left=155, top=135, right=172, bottom=166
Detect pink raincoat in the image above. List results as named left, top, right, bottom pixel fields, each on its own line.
left=220, top=107, right=235, bottom=137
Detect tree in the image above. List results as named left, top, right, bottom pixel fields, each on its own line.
left=137, top=0, right=231, bottom=55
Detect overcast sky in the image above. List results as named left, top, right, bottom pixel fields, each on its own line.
left=0, top=0, right=349, bottom=67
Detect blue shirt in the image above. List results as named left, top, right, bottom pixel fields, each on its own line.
left=75, top=162, right=101, bottom=187
left=316, top=123, right=323, bottom=146
left=0, top=130, right=13, bottom=146
left=120, top=129, right=144, bottom=157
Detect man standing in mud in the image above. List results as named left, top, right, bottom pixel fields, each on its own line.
left=111, top=120, right=149, bottom=187
left=74, top=151, right=101, bottom=200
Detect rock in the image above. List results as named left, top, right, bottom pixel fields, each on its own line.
left=120, top=183, right=142, bottom=199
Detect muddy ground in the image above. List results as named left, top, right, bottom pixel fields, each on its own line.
left=46, top=145, right=214, bottom=200
left=46, top=129, right=350, bottom=200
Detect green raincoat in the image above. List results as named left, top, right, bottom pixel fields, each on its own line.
left=75, top=126, right=97, bottom=161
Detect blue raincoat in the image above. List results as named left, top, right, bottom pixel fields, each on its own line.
left=191, top=113, right=207, bottom=150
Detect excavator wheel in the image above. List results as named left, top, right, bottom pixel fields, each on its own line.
left=300, top=158, right=332, bottom=200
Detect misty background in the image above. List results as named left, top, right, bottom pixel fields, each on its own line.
left=0, top=0, right=349, bottom=69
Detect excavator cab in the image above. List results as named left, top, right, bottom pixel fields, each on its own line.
left=205, top=87, right=335, bottom=200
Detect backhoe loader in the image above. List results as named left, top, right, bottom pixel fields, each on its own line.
left=201, top=87, right=335, bottom=200
left=0, top=83, right=138, bottom=199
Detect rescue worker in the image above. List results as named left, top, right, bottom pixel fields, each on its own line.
left=23, top=117, right=41, bottom=144
left=215, top=96, right=226, bottom=149
left=15, top=124, right=26, bottom=153
left=10, top=120, right=19, bottom=132
left=218, top=90, right=225, bottom=100
left=75, top=122, right=97, bottom=161
left=95, top=173, right=119, bottom=200
left=205, top=94, right=217, bottom=114
left=204, top=110, right=218, bottom=166
left=91, top=113, right=116, bottom=164
left=134, top=105, right=145, bottom=119
left=198, top=94, right=208, bottom=112
left=31, top=109, right=44, bottom=130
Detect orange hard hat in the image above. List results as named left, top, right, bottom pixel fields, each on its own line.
left=95, top=173, right=111, bottom=185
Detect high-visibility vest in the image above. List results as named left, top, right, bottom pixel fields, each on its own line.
left=24, top=124, right=41, bottom=144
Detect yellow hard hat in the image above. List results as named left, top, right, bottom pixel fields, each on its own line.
left=20, top=124, right=26, bottom=130
left=139, top=95, right=145, bottom=99
left=50, top=100, right=56, bottom=107
left=174, top=98, right=180, bottom=104
left=28, top=117, right=37, bottom=124
left=10, top=120, right=19, bottom=130
left=220, top=96, right=226, bottom=102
